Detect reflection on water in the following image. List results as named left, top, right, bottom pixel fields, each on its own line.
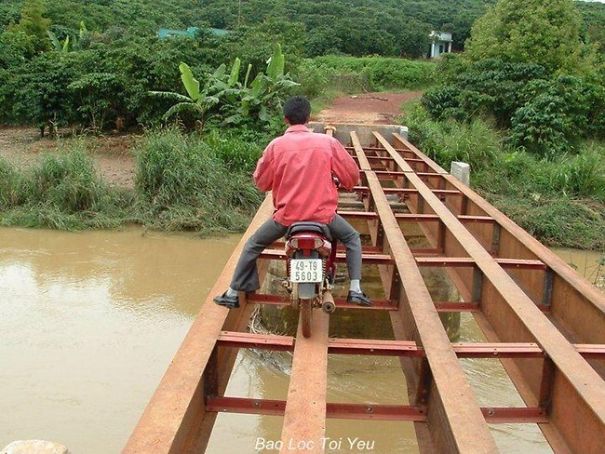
left=0, top=228, right=239, bottom=454
left=2, top=228, right=595, bottom=453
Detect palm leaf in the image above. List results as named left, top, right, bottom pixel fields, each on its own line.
left=228, top=57, right=241, bottom=87
left=149, top=91, right=193, bottom=103
left=62, top=35, right=70, bottom=53
left=243, top=63, right=252, bottom=88
left=267, top=43, right=285, bottom=80
left=47, top=30, right=60, bottom=51
left=179, top=63, right=201, bottom=101
left=162, top=102, right=203, bottom=120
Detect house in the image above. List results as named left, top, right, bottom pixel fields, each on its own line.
left=158, top=27, right=229, bottom=39
left=429, top=31, right=453, bottom=58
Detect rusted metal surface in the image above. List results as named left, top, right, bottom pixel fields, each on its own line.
left=124, top=197, right=275, bottom=454
left=280, top=311, right=330, bottom=453
left=351, top=132, right=498, bottom=452
left=206, top=396, right=548, bottom=424
left=125, top=125, right=604, bottom=454
left=373, top=131, right=605, bottom=452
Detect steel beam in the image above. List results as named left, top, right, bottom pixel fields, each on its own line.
left=351, top=132, right=498, bottom=453
left=205, top=396, right=548, bottom=424
left=374, top=132, right=605, bottom=452
left=280, top=311, right=330, bottom=453
left=124, top=197, right=275, bottom=454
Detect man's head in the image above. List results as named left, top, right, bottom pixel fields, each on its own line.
left=283, top=96, right=311, bottom=125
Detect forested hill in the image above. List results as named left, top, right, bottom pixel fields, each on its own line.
left=0, top=0, right=490, bottom=58
left=2, top=0, right=605, bottom=57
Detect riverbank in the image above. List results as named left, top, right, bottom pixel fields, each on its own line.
left=0, top=128, right=263, bottom=232
left=402, top=102, right=605, bottom=252
left=2, top=91, right=604, bottom=254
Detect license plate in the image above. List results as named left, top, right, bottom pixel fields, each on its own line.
left=290, top=259, right=323, bottom=283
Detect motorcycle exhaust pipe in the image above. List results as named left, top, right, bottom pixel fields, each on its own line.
left=322, top=291, right=336, bottom=314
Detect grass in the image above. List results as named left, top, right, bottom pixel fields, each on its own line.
left=405, top=104, right=605, bottom=250
left=0, top=128, right=265, bottom=233
left=135, top=128, right=262, bottom=232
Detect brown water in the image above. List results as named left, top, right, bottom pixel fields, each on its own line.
left=1, top=228, right=599, bottom=453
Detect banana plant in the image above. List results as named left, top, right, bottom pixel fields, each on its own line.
left=47, top=30, right=70, bottom=53
left=151, top=63, right=220, bottom=129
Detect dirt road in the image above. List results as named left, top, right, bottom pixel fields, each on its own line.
left=317, top=91, right=421, bottom=125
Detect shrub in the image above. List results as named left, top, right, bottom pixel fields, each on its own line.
left=134, top=128, right=262, bottom=231
left=204, top=129, right=265, bottom=172
left=509, top=76, right=594, bottom=157
left=308, top=56, right=436, bottom=91
left=406, top=104, right=500, bottom=170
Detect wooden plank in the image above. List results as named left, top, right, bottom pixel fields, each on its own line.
left=280, top=311, right=330, bottom=454
left=351, top=132, right=498, bottom=453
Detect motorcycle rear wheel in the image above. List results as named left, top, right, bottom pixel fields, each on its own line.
left=300, top=298, right=313, bottom=338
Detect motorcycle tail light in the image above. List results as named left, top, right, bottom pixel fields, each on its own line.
left=317, top=240, right=332, bottom=257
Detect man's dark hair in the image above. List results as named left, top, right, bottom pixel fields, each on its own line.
left=283, top=96, right=311, bottom=125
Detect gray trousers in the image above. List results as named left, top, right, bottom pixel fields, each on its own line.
left=230, top=214, right=362, bottom=292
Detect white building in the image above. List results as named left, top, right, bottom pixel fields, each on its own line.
left=429, top=31, right=453, bottom=58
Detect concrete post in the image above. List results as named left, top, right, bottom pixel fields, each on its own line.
left=450, top=161, right=470, bottom=186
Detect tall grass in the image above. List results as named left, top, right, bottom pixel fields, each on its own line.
left=405, top=105, right=605, bottom=249
left=0, top=129, right=265, bottom=232
left=0, top=158, right=26, bottom=208
left=0, top=145, right=133, bottom=229
left=406, top=103, right=501, bottom=170
left=135, top=128, right=263, bottom=232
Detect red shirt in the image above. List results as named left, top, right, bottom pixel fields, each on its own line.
left=253, top=125, right=360, bottom=226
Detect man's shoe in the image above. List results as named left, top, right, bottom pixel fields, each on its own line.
left=347, top=290, right=372, bottom=307
left=213, top=291, right=239, bottom=309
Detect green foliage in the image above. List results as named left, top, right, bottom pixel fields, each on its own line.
left=0, top=129, right=267, bottom=231
left=0, top=144, right=133, bottom=229
left=69, top=72, right=125, bottom=132
left=406, top=104, right=605, bottom=249
left=0, top=158, right=26, bottom=208
left=296, top=57, right=436, bottom=97
left=28, top=147, right=106, bottom=212
left=465, top=0, right=591, bottom=74
left=9, top=0, right=51, bottom=53
left=134, top=128, right=262, bottom=231
left=423, top=53, right=605, bottom=157
left=423, top=57, right=548, bottom=126
left=153, top=45, right=298, bottom=131
left=406, top=103, right=500, bottom=170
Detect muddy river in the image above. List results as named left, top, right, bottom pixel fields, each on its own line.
left=0, top=228, right=601, bottom=453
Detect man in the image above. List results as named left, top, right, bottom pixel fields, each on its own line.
left=214, top=96, right=371, bottom=308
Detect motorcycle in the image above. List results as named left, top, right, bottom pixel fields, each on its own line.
left=283, top=222, right=338, bottom=338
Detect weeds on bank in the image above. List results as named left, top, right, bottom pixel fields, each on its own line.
left=405, top=104, right=605, bottom=250
left=0, top=128, right=264, bottom=232
left=135, top=128, right=262, bottom=232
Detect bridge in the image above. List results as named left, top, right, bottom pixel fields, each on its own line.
left=124, top=125, right=605, bottom=453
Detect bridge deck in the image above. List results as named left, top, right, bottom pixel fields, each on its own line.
left=124, top=127, right=605, bottom=453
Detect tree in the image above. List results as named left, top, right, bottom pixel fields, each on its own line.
left=11, top=0, right=51, bottom=53
left=465, top=0, right=591, bottom=74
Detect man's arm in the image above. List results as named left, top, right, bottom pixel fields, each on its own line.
left=253, top=142, right=275, bottom=192
left=330, top=138, right=360, bottom=190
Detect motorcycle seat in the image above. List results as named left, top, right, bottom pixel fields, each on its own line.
left=286, top=222, right=332, bottom=241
